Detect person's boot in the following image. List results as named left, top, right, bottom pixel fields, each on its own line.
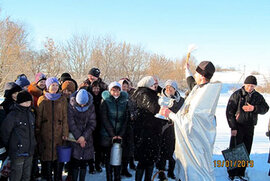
left=167, top=158, right=175, bottom=179
left=79, top=169, right=86, bottom=181
left=88, top=159, right=96, bottom=174
left=121, top=162, right=132, bottom=177
left=45, top=162, right=53, bottom=181
left=114, top=166, right=121, bottom=181
left=105, top=163, right=113, bottom=181
left=167, top=171, right=175, bottom=179
left=129, top=157, right=136, bottom=170
left=31, top=156, right=40, bottom=181
left=54, top=161, right=63, bottom=181
left=158, top=171, right=168, bottom=181
left=135, top=168, right=144, bottom=181
left=41, top=161, right=47, bottom=180
left=144, top=165, right=154, bottom=181
left=72, top=168, right=79, bottom=181
left=95, top=163, right=103, bottom=173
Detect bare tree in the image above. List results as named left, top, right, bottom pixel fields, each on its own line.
left=62, top=34, right=93, bottom=79
left=146, top=54, right=172, bottom=79
left=0, top=16, right=28, bottom=89
left=42, top=37, right=63, bottom=77
left=90, top=36, right=149, bottom=84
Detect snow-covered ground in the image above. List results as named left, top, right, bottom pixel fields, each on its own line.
left=85, top=91, right=269, bottom=181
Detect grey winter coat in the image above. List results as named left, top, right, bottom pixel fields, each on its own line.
left=68, top=91, right=96, bottom=160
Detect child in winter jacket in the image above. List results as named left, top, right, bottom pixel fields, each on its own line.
left=68, top=89, right=96, bottom=181
left=1, top=90, right=36, bottom=181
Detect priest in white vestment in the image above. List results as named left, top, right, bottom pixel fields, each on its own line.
left=160, top=61, right=222, bottom=181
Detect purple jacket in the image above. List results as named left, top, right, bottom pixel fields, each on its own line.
left=68, top=91, right=96, bottom=160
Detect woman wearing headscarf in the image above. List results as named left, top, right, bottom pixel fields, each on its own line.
left=156, top=80, right=184, bottom=180
left=99, top=81, right=129, bottom=181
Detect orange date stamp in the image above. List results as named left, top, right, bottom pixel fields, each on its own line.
left=213, top=160, right=254, bottom=168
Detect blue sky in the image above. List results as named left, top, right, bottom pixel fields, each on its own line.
left=1, top=0, right=270, bottom=73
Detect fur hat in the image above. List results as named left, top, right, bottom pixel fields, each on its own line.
left=60, top=73, right=72, bottom=82
left=62, top=80, right=76, bottom=93
left=165, top=80, right=178, bottom=90
left=88, top=68, right=100, bottom=78
left=137, top=76, right=155, bottom=88
left=108, top=81, right=121, bottom=92
left=15, top=77, right=30, bottom=88
left=244, top=75, right=257, bottom=85
left=46, top=77, right=59, bottom=90
left=16, top=90, right=32, bottom=104
left=76, top=89, right=89, bottom=105
left=4, top=82, right=22, bottom=98
left=196, top=61, right=215, bottom=80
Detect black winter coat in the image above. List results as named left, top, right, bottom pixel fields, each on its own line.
left=226, top=86, right=269, bottom=129
left=0, top=104, right=36, bottom=159
left=131, top=87, right=165, bottom=165
left=122, top=88, right=137, bottom=158
left=89, top=90, right=102, bottom=147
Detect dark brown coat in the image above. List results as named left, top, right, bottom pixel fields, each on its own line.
left=36, top=95, right=69, bottom=161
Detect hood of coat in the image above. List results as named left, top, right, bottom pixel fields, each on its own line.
left=101, top=90, right=128, bottom=102
left=161, top=88, right=182, bottom=102
left=70, top=90, right=93, bottom=108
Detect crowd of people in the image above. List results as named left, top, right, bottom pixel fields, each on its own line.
left=0, top=61, right=269, bottom=181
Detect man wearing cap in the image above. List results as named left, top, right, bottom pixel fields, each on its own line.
left=186, top=60, right=215, bottom=90
left=226, top=75, right=269, bottom=181
left=160, top=61, right=222, bottom=181
left=81, top=67, right=108, bottom=93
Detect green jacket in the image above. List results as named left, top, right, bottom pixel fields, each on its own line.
left=99, top=91, right=128, bottom=147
